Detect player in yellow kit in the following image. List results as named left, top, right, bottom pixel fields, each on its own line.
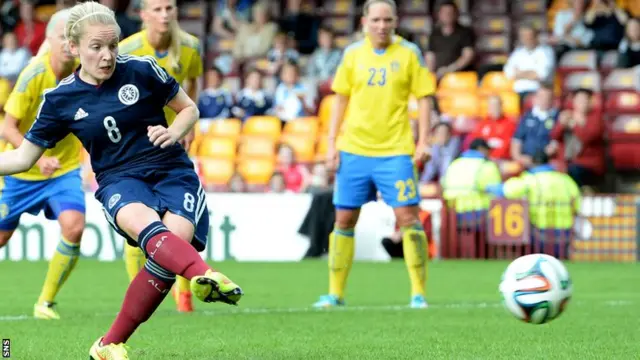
left=118, top=0, right=203, bottom=313
left=1, top=9, right=84, bottom=319
left=313, top=0, right=435, bottom=309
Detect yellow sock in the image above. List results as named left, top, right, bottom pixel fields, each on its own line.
left=328, top=228, right=355, bottom=300
left=401, top=224, right=429, bottom=297
left=176, top=276, right=190, bottom=293
left=37, top=237, right=80, bottom=304
left=124, top=243, right=145, bottom=282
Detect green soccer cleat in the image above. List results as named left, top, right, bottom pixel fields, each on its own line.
left=33, top=302, right=60, bottom=320
left=89, top=337, right=129, bottom=360
left=190, top=270, right=243, bottom=306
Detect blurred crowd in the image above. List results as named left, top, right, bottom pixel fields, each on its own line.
left=0, top=0, right=639, bottom=196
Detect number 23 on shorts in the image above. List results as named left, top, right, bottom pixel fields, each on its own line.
left=395, top=178, right=417, bottom=202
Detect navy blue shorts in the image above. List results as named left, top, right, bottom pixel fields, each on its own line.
left=0, top=169, right=85, bottom=231
left=95, top=166, right=209, bottom=252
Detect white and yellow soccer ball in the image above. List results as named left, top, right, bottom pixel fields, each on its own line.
left=499, top=254, right=572, bottom=324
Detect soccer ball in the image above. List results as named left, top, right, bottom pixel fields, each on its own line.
left=499, top=254, right=572, bottom=324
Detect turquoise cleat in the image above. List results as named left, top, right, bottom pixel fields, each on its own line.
left=410, top=294, right=429, bottom=309
left=312, top=294, right=345, bottom=308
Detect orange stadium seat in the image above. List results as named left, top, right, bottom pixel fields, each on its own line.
left=188, top=137, right=201, bottom=157
left=199, top=137, right=237, bottom=159
left=243, top=116, right=282, bottom=139
left=199, top=158, right=235, bottom=186
left=238, top=158, right=275, bottom=185
left=479, top=71, right=514, bottom=95
left=318, top=94, right=336, bottom=131
left=280, top=134, right=316, bottom=163
left=238, top=136, right=276, bottom=160
left=438, top=72, right=478, bottom=95
left=606, top=92, right=640, bottom=115
left=207, top=118, right=242, bottom=139
left=284, top=117, right=319, bottom=138
left=439, top=92, right=480, bottom=117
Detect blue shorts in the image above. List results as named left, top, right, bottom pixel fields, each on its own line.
left=0, top=169, right=85, bottom=231
left=333, top=151, right=420, bottom=209
left=95, top=165, right=209, bottom=252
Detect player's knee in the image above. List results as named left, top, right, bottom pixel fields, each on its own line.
left=59, top=213, right=86, bottom=244
left=0, top=231, right=13, bottom=249
left=394, top=207, right=420, bottom=229
left=335, top=210, right=359, bottom=230
left=116, top=203, right=162, bottom=241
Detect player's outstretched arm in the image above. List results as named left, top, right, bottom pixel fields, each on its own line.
left=0, top=139, right=45, bottom=176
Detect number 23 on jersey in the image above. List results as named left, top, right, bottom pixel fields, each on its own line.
left=367, top=67, right=387, bottom=86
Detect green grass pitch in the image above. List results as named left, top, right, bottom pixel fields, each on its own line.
left=0, top=260, right=639, bottom=359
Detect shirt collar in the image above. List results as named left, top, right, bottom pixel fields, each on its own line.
left=461, top=150, right=486, bottom=159
left=528, top=164, right=555, bottom=174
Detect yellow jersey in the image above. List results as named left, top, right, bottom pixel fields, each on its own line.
left=332, top=35, right=435, bottom=157
left=3, top=54, right=82, bottom=181
left=118, top=29, right=203, bottom=124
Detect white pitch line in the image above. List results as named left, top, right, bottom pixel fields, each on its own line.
left=0, top=300, right=633, bottom=322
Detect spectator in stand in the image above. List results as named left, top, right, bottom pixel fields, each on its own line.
left=197, top=66, right=233, bottom=121
left=268, top=171, right=287, bottom=193
left=425, top=1, right=475, bottom=79
left=510, top=84, right=559, bottom=169
left=464, top=95, right=517, bottom=161
left=548, top=0, right=594, bottom=59
left=584, top=0, right=628, bottom=51
left=306, top=26, right=342, bottom=83
left=618, top=17, right=640, bottom=68
left=276, top=143, right=310, bottom=193
left=549, top=88, right=604, bottom=189
left=267, top=32, right=300, bottom=76
left=273, top=62, right=315, bottom=124
left=228, top=172, right=247, bottom=193
left=231, top=1, right=277, bottom=63
left=0, top=32, right=30, bottom=85
left=278, top=0, right=320, bottom=55
left=420, top=122, right=460, bottom=184
left=503, top=25, right=555, bottom=102
left=211, top=0, right=253, bottom=40
left=231, top=68, right=273, bottom=121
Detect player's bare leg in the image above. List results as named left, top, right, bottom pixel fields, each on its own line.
left=313, top=208, right=359, bottom=308
left=163, top=212, right=195, bottom=313
left=394, top=205, right=429, bottom=309
left=33, top=210, right=85, bottom=319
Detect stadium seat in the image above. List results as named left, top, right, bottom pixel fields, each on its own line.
left=474, top=15, right=511, bottom=35
left=558, top=50, right=598, bottom=73
left=243, top=116, right=282, bottom=139
left=238, top=158, right=275, bottom=185
left=437, top=72, right=478, bottom=95
left=322, top=16, right=355, bottom=34
left=611, top=115, right=640, bottom=134
left=178, top=0, right=206, bottom=19
left=512, top=0, right=547, bottom=16
left=399, top=0, right=428, bottom=15
left=479, top=92, right=520, bottom=118
left=188, top=137, right=201, bottom=157
left=599, top=51, right=619, bottom=74
left=280, top=134, right=316, bottom=163
left=439, top=92, right=480, bottom=117
left=399, top=15, right=432, bottom=34
left=563, top=71, right=602, bottom=92
left=322, top=0, right=355, bottom=15
left=318, top=94, right=336, bottom=130
left=34, top=4, right=57, bottom=22
left=475, top=34, right=511, bottom=54
left=604, top=69, right=637, bottom=92
left=513, top=15, right=548, bottom=32
left=207, top=118, right=242, bottom=139
left=479, top=71, right=514, bottom=95
left=238, top=136, right=276, bottom=160
left=199, top=137, right=237, bottom=159
left=199, top=158, right=235, bottom=186
left=473, top=0, right=508, bottom=15
left=284, top=117, right=319, bottom=138
left=606, top=92, right=640, bottom=115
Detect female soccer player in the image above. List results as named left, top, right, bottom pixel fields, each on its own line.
left=0, top=2, right=242, bottom=359
left=312, top=0, right=434, bottom=309
left=1, top=9, right=85, bottom=320
left=118, top=0, right=203, bottom=312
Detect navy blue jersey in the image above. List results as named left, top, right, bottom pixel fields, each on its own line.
left=25, top=54, right=193, bottom=184
left=197, top=88, right=232, bottom=119
left=232, top=88, right=273, bottom=121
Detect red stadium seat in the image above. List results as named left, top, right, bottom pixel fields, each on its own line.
left=473, top=0, right=508, bottom=15
left=563, top=71, right=602, bottom=92
left=604, top=69, right=638, bottom=93
left=474, top=15, right=511, bottom=35
left=558, top=50, right=598, bottom=74
left=512, top=0, right=547, bottom=16
left=605, top=92, right=640, bottom=115
left=399, top=0, right=428, bottom=15
left=399, top=15, right=432, bottom=34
